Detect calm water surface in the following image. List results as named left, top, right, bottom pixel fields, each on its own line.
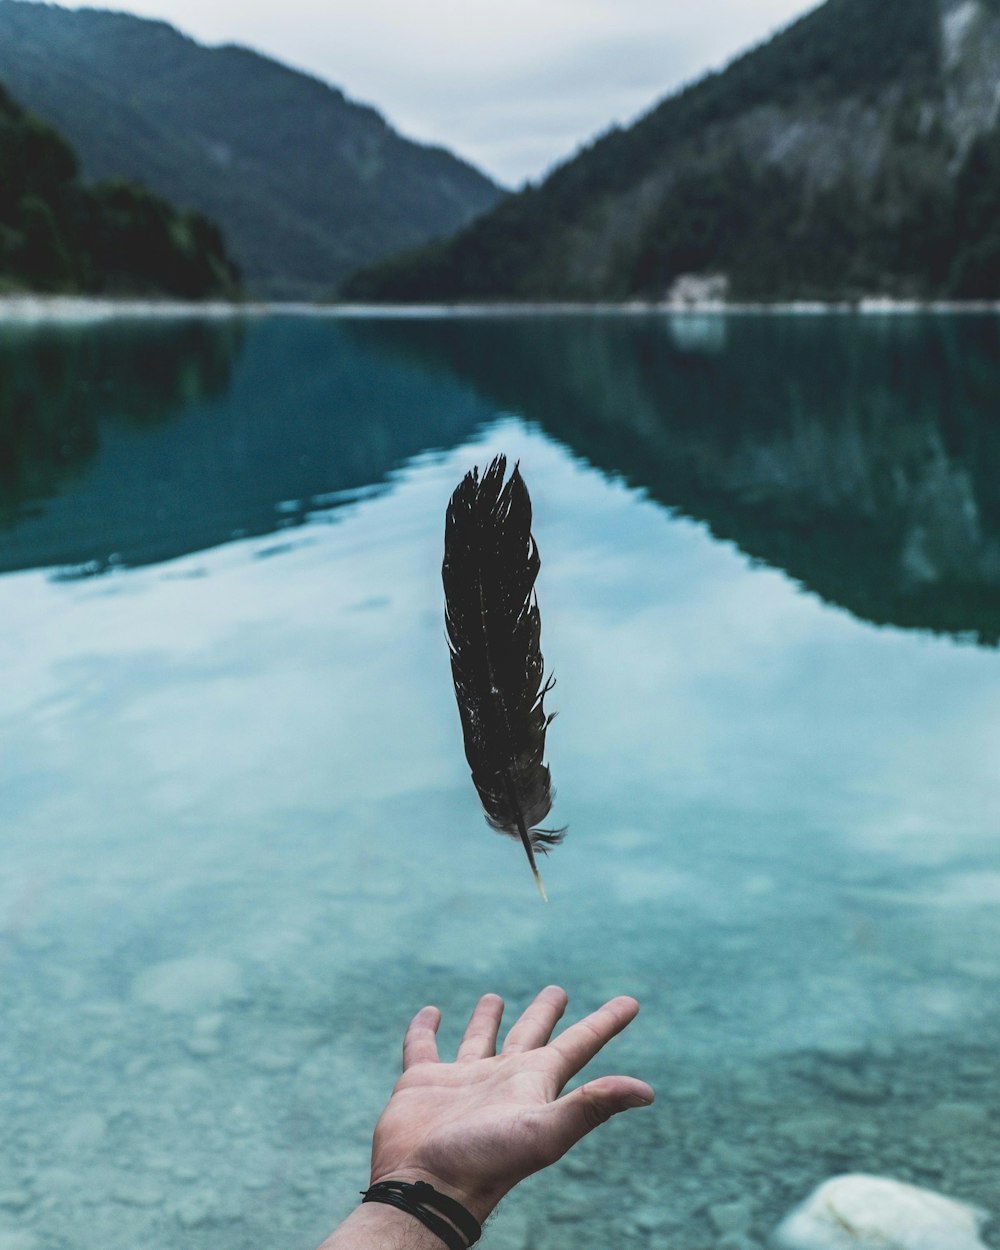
left=2, top=312, right=1000, bottom=1250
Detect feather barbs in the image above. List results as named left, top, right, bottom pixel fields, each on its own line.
left=442, top=456, right=564, bottom=899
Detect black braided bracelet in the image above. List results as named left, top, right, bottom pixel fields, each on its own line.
left=360, top=1179, right=482, bottom=1250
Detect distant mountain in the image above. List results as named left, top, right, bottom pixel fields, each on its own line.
left=0, top=0, right=503, bottom=299
left=345, top=0, right=1000, bottom=303
left=0, top=80, right=240, bottom=296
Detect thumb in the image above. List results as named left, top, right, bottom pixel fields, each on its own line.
left=545, top=1076, right=655, bottom=1158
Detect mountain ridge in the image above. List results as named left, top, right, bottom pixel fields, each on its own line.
left=0, top=0, right=503, bottom=299
left=344, top=0, right=1000, bottom=303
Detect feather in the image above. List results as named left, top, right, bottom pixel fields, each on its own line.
left=442, top=455, right=564, bottom=900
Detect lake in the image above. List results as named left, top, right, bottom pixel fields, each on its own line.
left=2, top=309, right=1000, bottom=1250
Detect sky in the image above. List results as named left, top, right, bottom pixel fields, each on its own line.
left=46, top=0, right=820, bottom=187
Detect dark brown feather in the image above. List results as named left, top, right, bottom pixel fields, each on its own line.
left=442, top=455, right=563, bottom=898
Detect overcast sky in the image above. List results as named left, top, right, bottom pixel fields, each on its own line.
left=47, top=0, right=820, bottom=186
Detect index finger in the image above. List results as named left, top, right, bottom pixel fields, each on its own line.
left=547, top=996, right=640, bottom=1086
left=402, top=1005, right=441, bottom=1070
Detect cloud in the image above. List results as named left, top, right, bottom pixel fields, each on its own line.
left=43, top=0, right=819, bottom=183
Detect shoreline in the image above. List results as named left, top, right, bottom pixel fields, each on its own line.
left=1, top=293, right=999, bottom=321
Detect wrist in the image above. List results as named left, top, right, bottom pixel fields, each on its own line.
left=368, top=1166, right=502, bottom=1227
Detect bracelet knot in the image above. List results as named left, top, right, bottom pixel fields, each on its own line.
left=360, top=1178, right=482, bottom=1250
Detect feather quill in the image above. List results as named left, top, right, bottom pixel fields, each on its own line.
left=443, top=455, right=563, bottom=900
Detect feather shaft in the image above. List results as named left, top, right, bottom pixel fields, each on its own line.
left=502, top=768, right=549, bottom=901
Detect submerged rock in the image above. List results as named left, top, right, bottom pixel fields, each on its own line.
left=112, top=1176, right=164, bottom=1208
left=773, top=1174, right=991, bottom=1249
left=62, top=1111, right=107, bottom=1151
left=710, top=1196, right=755, bottom=1235
left=0, top=1233, right=41, bottom=1250
left=131, top=957, right=245, bottom=1013
left=174, top=1188, right=222, bottom=1229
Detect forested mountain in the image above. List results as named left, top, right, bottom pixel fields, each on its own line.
left=0, top=81, right=240, bottom=296
left=0, top=0, right=503, bottom=299
left=345, top=0, right=1000, bottom=303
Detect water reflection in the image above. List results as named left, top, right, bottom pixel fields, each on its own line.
left=4, top=312, right=1000, bottom=639
left=0, top=317, right=241, bottom=527
left=348, top=313, right=1000, bottom=644
left=0, top=317, right=494, bottom=575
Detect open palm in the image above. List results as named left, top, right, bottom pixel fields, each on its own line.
left=369, top=986, right=654, bottom=1222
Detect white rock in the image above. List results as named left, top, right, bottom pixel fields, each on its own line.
left=132, top=957, right=245, bottom=1013
left=774, top=1174, right=991, bottom=1250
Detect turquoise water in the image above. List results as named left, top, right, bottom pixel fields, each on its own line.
left=2, top=312, right=1000, bottom=1249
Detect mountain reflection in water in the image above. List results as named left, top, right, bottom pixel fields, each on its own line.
left=0, top=317, right=241, bottom=520
left=346, top=313, right=1000, bottom=646
left=0, top=316, right=494, bottom=575
left=2, top=311, right=999, bottom=643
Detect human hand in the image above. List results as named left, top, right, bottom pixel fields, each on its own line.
left=367, top=985, right=654, bottom=1224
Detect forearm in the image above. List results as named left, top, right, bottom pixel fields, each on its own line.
left=316, top=1202, right=464, bottom=1250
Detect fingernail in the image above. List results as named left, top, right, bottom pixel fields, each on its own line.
left=627, top=1093, right=653, bottom=1108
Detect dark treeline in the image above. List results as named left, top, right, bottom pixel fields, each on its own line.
left=342, top=0, right=1000, bottom=303
left=627, top=128, right=1000, bottom=302
left=0, top=82, right=241, bottom=297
